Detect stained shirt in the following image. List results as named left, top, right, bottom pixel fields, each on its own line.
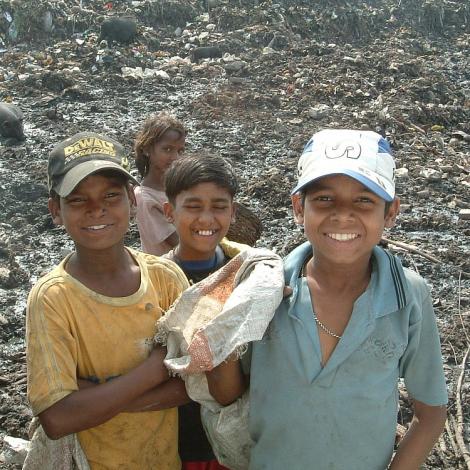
left=248, top=242, right=448, bottom=470
left=26, top=249, right=189, bottom=470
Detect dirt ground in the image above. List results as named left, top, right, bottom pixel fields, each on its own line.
left=0, top=0, right=469, bottom=468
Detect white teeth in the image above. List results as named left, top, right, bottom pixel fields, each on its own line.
left=328, top=233, right=358, bottom=241
left=87, top=225, right=107, bottom=230
left=197, top=230, right=215, bottom=236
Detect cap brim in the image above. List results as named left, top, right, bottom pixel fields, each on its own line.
left=55, top=160, right=139, bottom=197
left=291, top=166, right=394, bottom=202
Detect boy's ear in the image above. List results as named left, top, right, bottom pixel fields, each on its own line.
left=163, top=201, right=174, bottom=223
left=385, top=197, right=400, bottom=228
left=48, top=197, right=63, bottom=226
left=291, top=193, right=305, bottom=225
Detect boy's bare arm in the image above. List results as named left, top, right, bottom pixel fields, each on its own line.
left=388, top=399, right=447, bottom=470
left=123, top=378, right=190, bottom=412
left=206, top=356, right=247, bottom=406
left=78, top=377, right=190, bottom=412
left=39, top=347, right=171, bottom=439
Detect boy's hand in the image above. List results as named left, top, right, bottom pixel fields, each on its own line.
left=123, top=378, right=190, bottom=412
left=149, top=345, right=167, bottom=362
left=206, top=357, right=247, bottom=406
left=283, top=286, right=293, bottom=298
left=145, top=345, right=170, bottom=384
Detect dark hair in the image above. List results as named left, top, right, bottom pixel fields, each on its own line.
left=134, top=112, right=186, bottom=178
left=165, top=154, right=238, bottom=203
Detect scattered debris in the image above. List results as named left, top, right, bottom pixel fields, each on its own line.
left=0, top=0, right=468, bottom=468
left=0, top=103, right=24, bottom=140
left=1, top=435, right=29, bottom=466
left=99, top=17, right=138, bottom=44
left=190, top=46, right=223, bottom=63
left=459, top=209, right=470, bottom=221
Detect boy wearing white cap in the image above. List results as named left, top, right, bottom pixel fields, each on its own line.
left=208, top=130, right=448, bottom=469
left=26, top=132, right=190, bottom=468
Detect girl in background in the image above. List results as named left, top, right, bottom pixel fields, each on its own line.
left=134, top=113, right=186, bottom=255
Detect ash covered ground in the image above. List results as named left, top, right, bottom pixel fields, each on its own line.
left=0, top=0, right=469, bottom=468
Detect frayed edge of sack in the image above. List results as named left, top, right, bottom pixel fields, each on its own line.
left=154, top=328, right=168, bottom=347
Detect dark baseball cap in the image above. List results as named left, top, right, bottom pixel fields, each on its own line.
left=48, top=131, right=139, bottom=197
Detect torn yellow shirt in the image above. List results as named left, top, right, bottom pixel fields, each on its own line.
left=26, top=248, right=189, bottom=470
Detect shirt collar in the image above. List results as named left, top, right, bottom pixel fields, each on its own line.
left=284, top=242, right=409, bottom=319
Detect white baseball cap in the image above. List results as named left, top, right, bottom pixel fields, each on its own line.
left=292, top=129, right=396, bottom=201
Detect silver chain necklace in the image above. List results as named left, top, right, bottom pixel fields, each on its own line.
left=313, top=313, right=342, bottom=339
left=303, top=259, right=342, bottom=340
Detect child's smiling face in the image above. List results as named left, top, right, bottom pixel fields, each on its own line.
left=146, top=129, right=185, bottom=187
left=164, top=182, right=235, bottom=261
left=292, top=174, right=399, bottom=269
left=49, top=172, right=135, bottom=253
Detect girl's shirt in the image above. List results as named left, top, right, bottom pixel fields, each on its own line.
left=134, top=185, right=175, bottom=256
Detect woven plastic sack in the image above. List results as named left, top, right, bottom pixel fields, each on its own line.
left=201, top=393, right=252, bottom=470
left=155, top=247, right=284, bottom=468
left=22, top=418, right=89, bottom=470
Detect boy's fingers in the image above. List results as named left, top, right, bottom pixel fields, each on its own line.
left=150, top=346, right=167, bottom=360
left=283, top=286, right=293, bottom=298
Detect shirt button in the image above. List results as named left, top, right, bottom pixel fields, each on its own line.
left=145, top=303, right=154, bottom=311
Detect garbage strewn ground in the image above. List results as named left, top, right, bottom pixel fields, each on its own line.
left=0, top=0, right=469, bottom=468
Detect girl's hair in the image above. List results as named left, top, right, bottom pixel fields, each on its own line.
left=134, top=112, right=186, bottom=178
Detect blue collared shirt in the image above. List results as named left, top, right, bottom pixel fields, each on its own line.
left=248, top=242, right=447, bottom=470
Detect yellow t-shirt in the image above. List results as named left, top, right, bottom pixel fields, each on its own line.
left=26, top=248, right=189, bottom=470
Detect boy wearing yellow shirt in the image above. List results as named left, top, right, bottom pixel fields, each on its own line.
left=26, top=132, right=190, bottom=469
